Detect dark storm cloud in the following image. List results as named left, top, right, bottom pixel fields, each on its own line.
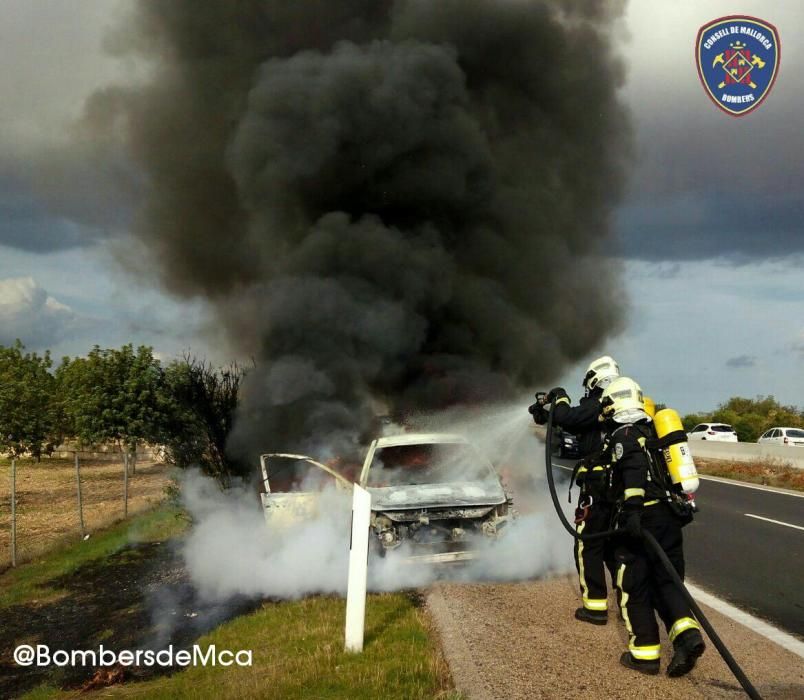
left=88, top=0, right=631, bottom=458
left=0, top=85, right=140, bottom=254
left=0, top=181, right=90, bottom=252
left=617, top=2, right=803, bottom=266
left=725, top=355, right=756, bottom=369
left=617, top=192, right=804, bottom=263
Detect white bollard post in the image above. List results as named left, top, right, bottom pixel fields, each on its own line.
left=345, top=484, right=372, bottom=653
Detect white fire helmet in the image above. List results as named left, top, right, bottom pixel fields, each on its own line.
left=582, top=355, right=620, bottom=392
left=600, top=376, right=646, bottom=424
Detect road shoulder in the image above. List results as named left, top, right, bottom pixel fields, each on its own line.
left=426, top=577, right=804, bottom=700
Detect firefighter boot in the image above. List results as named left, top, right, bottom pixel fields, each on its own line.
left=667, top=629, right=706, bottom=677
left=574, top=607, right=608, bottom=625
left=619, top=652, right=660, bottom=676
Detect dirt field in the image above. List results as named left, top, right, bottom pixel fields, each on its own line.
left=0, top=458, right=172, bottom=569
left=696, top=457, right=804, bottom=492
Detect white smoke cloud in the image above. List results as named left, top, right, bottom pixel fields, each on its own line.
left=179, top=403, right=575, bottom=603
left=0, top=276, right=90, bottom=347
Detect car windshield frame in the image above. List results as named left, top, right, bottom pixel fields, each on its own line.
left=365, top=441, right=497, bottom=488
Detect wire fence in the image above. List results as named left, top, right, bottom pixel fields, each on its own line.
left=1, top=452, right=170, bottom=570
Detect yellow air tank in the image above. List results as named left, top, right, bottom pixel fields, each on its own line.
left=643, top=396, right=656, bottom=418
left=654, top=408, right=699, bottom=494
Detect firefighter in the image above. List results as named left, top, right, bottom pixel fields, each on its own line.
left=600, top=377, right=705, bottom=677
left=529, top=355, right=620, bottom=625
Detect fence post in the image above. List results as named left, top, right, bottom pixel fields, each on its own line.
left=75, top=452, right=85, bottom=539
left=10, top=458, right=17, bottom=568
left=123, top=451, right=129, bottom=518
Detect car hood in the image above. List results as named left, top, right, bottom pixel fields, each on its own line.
left=368, top=480, right=506, bottom=511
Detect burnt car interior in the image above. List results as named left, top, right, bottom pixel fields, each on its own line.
left=263, top=456, right=344, bottom=494
left=366, top=443, right=494, bottom=487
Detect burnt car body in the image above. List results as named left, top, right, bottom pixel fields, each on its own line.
left=259, top=453, right=352, bottom=528
left=358, top=433, right=513, bottom=564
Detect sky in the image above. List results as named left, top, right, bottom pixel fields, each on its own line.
left=0, top=0, right=801, bottom=414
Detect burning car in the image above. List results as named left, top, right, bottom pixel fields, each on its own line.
left=358, top=433, right=513, bottom=564
left=259, top=434, right=513, bottom=564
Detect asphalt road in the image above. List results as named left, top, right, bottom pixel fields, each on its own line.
left=685, top=476, right=804, bottom=638
left=552, top=459, right=804, bottom=638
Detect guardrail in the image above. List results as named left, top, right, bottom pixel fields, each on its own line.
left=688, top=440, right=804, bottom=469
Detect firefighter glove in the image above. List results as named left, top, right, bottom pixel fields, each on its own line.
left=528, top=403, right=548, bottom=424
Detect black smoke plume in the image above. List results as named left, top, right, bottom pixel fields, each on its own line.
left=98, top=0, right=631, bottom=459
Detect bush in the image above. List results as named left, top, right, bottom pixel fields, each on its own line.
left=683, top=395, right=804, bottom=442
left=161, top=355, right=249, bottom=484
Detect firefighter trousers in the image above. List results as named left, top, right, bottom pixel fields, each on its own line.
left=574, top=502, right=615, bottom=612
left=614, top=502, right=701, bottom=661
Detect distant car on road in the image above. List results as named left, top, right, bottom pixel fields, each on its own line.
left=551, top=428, right=581, bottom=458
left=757, top=427, right=804, bottom=447
left=687, top=423, right=739, bottom=442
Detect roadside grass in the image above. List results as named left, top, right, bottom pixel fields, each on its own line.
left=6, top=484, right=459, bottom=700
left=8, top=505, right=459, bottom=700
left=0, top=458, right=171, bottom=568
left=64, top=592, right=459, bottom=700
left=17, top=589, right=459, bottom=700
left=696, top=457, right=804, bottom=492
left=0, top=506, right=187, bottom=608
left=20, top=685, right=63, bottom=700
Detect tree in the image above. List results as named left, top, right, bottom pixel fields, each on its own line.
left=161, top=355, right=248, bottom=484
left=682, top=413, right=705, bottom=432
left=0, top=341, right=59, bottom=460
left=56, top=345, right=169, bottom=461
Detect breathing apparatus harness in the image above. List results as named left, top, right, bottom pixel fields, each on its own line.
left=607, top=421, right=696, bottom=527
left=543, top=400, right=762, bottom=699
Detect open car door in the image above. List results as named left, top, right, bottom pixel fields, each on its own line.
left=259, top=453, right=352, bottom=528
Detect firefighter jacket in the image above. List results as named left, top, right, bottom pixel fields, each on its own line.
left=551, top=387, right=605, bottom=457
left=607, top=420, right=670, bottom=508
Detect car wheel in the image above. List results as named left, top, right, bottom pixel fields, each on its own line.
left=701, top=437, right=706, bottom=440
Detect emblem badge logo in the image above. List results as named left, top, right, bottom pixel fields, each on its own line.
left=696, top=16, right=780, bottom=116
left=614, top=443, right=624, bottom=460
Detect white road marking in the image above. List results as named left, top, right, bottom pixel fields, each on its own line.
left=685, top=581, right=804, bottom=660
left=552, top=463, right=573, bottom=472
left=744, top=513, right=804, bottom=531
left=698, top=474, right=804, bottom=498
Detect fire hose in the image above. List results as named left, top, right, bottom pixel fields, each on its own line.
left=543, top=402, right=762, bottom=699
